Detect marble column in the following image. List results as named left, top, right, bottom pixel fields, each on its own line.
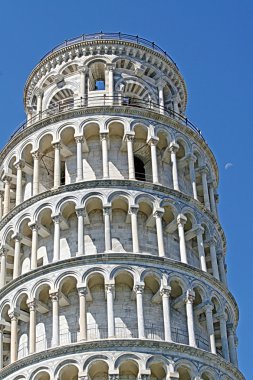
left=209, top=238, right=220, bottom=280
left=219, top=313, right=230, bottom=361
left=217, top=251, right=227, bottom=286
left=13, top=233, right=22, bottom=279
left=208, top=180, right=217, bottom=217
left=36, top=89, right=43, bottom=120
left=157, top=79, right=165, bottom=115
left=0, top=191, right=4, bottom=220
left=78, top=66, right=88, bottom=101
left=27, top=300, right=36, bottom=354
left=129, top=205, right=139, bottom=253
left=187, top=154, right=198, bottom=200
left=103, top=205, right=112, bottom=251
left=169, top=143, right=179, bottom=191
left=0, top=323, right=4, bottom=369
left=125, top=133, right=135, bottom=180
left=154, top=208, right=165, bottom=257
left=199, top=166, right=210, bottom=210
left=50, top=291, right=59, bottom=347
left=185, top=290, right=196, bottom=347
left=204, top=303, right=216, bottom=354
left=107, top=63, right=115, bottom=101
left=32, top=150, right=40, bottom=196
left=76, top=208, right=85, bottom=256
left=149, top=137, right=159, bottom=184
left=227, top=323, right=238, bottom=366
left=52, top=214, right=61, bottom=262
left=100, top=132, right=109, bottom=179
left=177, top=214, right=188, bottom=264
left=75, top=136, right=84, bottom=182
left=29, top=222, right=39, bottom=270
left=160, top=287, right=172, bottom=341
left=3, top=175, right=11, bottom=216
left=106, top=284, right=115, bottom=338
left=15, top=160, right=25, bottom=206
left=135, top=284, right=145, bottom=338
left=9, top=309, right=19, bottom=363
left=196, top=225, right=207, bottom=272
left=53, top=142, right=61, bottom=188
left=78, top=287, right=87, bottom=341
left=0, top=247, right=7, bottom=288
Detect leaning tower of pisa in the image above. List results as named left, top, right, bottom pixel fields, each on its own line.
left=0, top=33, right=245, bottom=380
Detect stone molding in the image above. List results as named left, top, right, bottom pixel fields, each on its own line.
left=0, top=253, right=239, bottom=325
left=0, top=339, right=244, bottom=380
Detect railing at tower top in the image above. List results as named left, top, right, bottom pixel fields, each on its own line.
left=11, top=95, right=205, bottom=141
left=40, top=32, right=178, bottom=67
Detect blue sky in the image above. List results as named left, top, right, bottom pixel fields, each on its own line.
left=0, top=0, right=252, bottom=377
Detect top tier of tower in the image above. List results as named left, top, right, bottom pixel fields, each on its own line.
left=23, top=32, right=188, bottom=121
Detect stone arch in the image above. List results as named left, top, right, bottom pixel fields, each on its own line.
left=83, top=354, right=111, bottom=373
left=30, top=367, right=51, bottom=380
left=115, top=353, right=141, bottom=370
left=54, top=359, right=80, bottom=379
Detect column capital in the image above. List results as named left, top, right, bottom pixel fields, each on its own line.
left=31, top=150, right=40, bottom=160
left=12, top=232, right=22, bottom=242
left=103, top=204, right=112, bottom=216
left=28, top=221, right=39, bottom=232
left=177, top=213, right=187, bottom=226
left=106, top=63, right=116, bottom=71
left=185, top=153, right=197, bottom=163
left=52, top=213, right=62, bottom=224
left=14, top=159, right=25, bottom=170
left=216, top=312, right=227, bottom=322
left=52, top=141, right=61, bottom=149
left=75, top=135, right=84, bottom=144
left=208, top=236, right=217, bottom=246
left=129, top=205, right=139, bottom=215
left=195, top=224, right=204, bottom=236
left=153, top=207, right=164, bottom=219
left=2, top=174, right=12, bottom=183
left=199, top=165, right=209, bottom=175
left=75, top=207, right=85, bottom=217
left=0, top=246, right=7, bottom=257
left=185, top=289, right=195, bottom=303
left=27, top=299, right=37, bottom=311
left=49, top=291, right=59, bottom=302
left=134, top=283, right=145, bottom=294
left=226, top=322, right=235, bottom=335
left=34, top=88, right=44, bottom=97
left=169, top=142, right=179, bottom=153
left=157, top=78, right=167, bottom=89
left=8, top=309, right=20, bottom=320
left=105, top=283, right=115, bottom=293
left=203, top=301, right=214, bottom=313
left=77, top=286, right=88, bottom=296
left=147, top=136, right=159, bottom=146
left=78, top=65, right=89, bottom=74
left=124, top=132, right=135, bottom=142
left=160, top=286, right=171, bottom=297
left=217, top=250, right=224, bottom=260
left=100, top=131, right=109, bottom=141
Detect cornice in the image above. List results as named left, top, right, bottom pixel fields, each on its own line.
left=0, top=339, right=244, bottom=380
left=23, top=39, right=187, bottom=108
left=0, top=253, right=239, bottom=326
left=0, top=179, right=225, bottom=249
left=2, top=106, right=219, bottom=184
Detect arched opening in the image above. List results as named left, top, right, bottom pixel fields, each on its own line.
left=60, top=127, right=75, bottom=185
left=88, top=360, right=109, bottom=380
left=87, top=273, right=107, bottom=339
left=144, top=275, right=163, bottom=340
left=60, top=201, right=77, bottom=259
left=16, top=293, right=29, bottom=359
left=59, top=364, right=79, bottom=380
left=134, top=156, right=145, bottom=181
left=1, top=304, right=11, bottom=367
left=114, top=271, right=136, bottom=338
left=108, top=122, right=126, bottom=179
left=85, top=197, right=104, bottom=253
left=48, top=89, right=74, bottom=113
left=35, top=284, right=51, bottom=351
left=83, top=124, right=102, bottom=180
left=111, top=197, right=131, bottom=252
left=34, top=371, right=51, bottom=380
left=89, top=62, right=106, bottom=91
left=169, top=279, right=187, bottom=344
left=184, top=213, right=199, bottom=269
left=119, top=360, right=139, bottom=380
left=39, top=134, right=54, bottom=191
left=37, top=207, right=53, bottom=265
left=137, top=200, right=157, bottom=255
left=21, top=143, right=33, bottom=201
left=162, top=204, right=178, bottom=260
left=177, top=366, right=191, bottom=380
left=150, top=363, right=166, bottom=380
left=19, top=217, right=32, bottom=274
left=59, top=276, right=78, bottom=344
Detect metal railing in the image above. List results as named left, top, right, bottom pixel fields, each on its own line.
left=11, top=95, right=204, bottom=141
left=40, top=32, right=178, bottom=67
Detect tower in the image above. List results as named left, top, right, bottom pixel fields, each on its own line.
left=0, top=32, right=244, bottom=380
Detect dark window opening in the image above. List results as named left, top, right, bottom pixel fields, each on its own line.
left=95, top=79, right=105, bottom=90
left=134, top=156, right=146, bottom=181
left=61, top=161, right=65, bottom=185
